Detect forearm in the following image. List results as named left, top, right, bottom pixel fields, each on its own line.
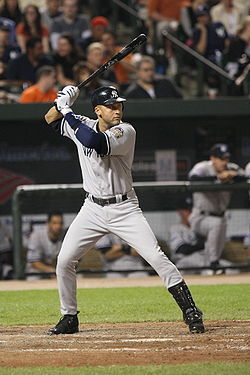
left=45, top=106, right=63, bottom=124
left=31, top=261, right=55, bottom=272
left=195, top=30, right=207, bottom=54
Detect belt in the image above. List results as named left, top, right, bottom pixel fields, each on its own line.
left=200, top=210, right=225, bottom=217
left=87, top=193, right=128, bottom=206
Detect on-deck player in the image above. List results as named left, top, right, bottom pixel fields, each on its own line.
left=44, top=85, right=205, bottom=335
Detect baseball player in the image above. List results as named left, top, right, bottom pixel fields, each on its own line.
left=26, top=212, right=65, bottom=280
left=95, top=233, right=149, bottom=278
left=169, top=198, right=206, bottom=273
left=44, top=85, right=205, bottom=335
left=188, top=143, right=246, bottom=273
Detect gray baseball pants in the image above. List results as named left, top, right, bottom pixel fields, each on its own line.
left=56, top=196, right=182, bottom=315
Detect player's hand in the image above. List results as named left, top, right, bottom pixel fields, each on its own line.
left=217, top=170, right=236, bottom=182
left=54, top=90, right=72, bottom=116
left=61, top=85, right=80, bottom=106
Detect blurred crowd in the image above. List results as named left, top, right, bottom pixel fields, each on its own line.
left=1, top=0, right=250, bottom=103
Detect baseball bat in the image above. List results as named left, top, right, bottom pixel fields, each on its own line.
left=77, top=34, right=147, bottom=89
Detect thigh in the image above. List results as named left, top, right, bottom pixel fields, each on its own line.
left=58, top=201, right=109, bottom=263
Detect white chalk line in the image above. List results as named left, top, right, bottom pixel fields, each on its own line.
left=9, top=344, right=250, bottom=353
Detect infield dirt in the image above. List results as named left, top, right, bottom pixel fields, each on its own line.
left=0, top=274, right=249, bottom=367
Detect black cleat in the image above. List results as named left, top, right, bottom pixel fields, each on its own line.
left=47, top=313, right=79, bottom=335
left=184, top=308, right=205, bottom=334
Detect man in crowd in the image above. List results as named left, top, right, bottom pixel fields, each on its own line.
left=124, top=55, right=182, bottom=99
left=19, top=65, right=57, bottom=103
left=6, top=36, right=54, bottom=84
left=50, top=0, right=89, bottom=50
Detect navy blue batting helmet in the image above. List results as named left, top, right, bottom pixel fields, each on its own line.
left=91, top=86, right=126, bottom=109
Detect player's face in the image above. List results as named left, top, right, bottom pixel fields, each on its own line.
left=95, top=103, right=123, bottom=129
left=47, top=215, right=64, bottom=238
left=211, top=156, right=229, bottom=172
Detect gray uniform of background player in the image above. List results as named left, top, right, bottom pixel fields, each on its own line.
left=188, top=160, right=244, bottom=264
left=169, top=222, right=206, bottom=270
left=55, top=114, right=182, bottom=315
left=95, top=233, right=149, bottom=278
left=26, top=226, right=64, bottom=280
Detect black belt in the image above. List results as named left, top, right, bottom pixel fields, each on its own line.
left=88, top=193, right=128, bottom=206
left=200, top=210, right=225, bottom=217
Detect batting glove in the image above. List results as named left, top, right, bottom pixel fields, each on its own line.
left=54, top=90, right=72, bottom=116
left=61, top=85, right=80, bottom=106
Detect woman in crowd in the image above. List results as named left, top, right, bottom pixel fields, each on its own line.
left=53, top=33, right=81, bottom=87
left=15, top=4, right=49, bottom=53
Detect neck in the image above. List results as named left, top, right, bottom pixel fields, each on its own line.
left=37, top=81, right=50, bottom=93
left=98, top=119, right=110, bottom=132
left=137, top=79, right=153, bottom=90
left=27, top=53, right=38, bottom=66
left=64, top=15, right=75, bottom=23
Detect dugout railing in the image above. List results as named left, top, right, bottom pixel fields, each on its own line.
left=11, top=181, right=250, bottom=279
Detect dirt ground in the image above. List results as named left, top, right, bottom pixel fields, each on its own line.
left=0, top=274, right=249, bottom=367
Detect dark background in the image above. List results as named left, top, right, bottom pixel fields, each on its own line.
left=1, top=98, right=250, bottom=214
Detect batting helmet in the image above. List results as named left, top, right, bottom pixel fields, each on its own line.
left=91, top=86, right=126, bottom=109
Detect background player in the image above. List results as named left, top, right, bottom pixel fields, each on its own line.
left=44, top=85, right=205, bottom=335
left=26, top=212, right=65, bottom=280
left=95, top=233, right=149, bottom=278
left=188, top=143, right=246, bottom=273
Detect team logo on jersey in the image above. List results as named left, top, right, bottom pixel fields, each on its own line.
left=110, top=127, right=124, bottom=138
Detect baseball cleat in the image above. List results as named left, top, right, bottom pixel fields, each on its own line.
left=184, top=308, right=205, bottom=334
left=47, top=313, right=79, bottom=335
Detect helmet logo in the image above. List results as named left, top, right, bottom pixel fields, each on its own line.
left=111, top=90, right=118, bottom=98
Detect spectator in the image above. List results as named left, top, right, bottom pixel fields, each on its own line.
left=124, top=55, right=182, bottom=99
left=225, top=16, right=250, bottom=79
left=73, top=61, right=113, bottom=99
left=15, top=4, right=50, bottom=53
left=179, top=0, right=208, bottom=41
left=85, top=41, right=117, bottom=85
left=0, top=15, right=16, bottom=42
left=192, top=4, right=228, bottom=95
left=53, top=33, right=80, bottom=86
left=193, top=5, right=228, bottom=63
left=0, top=0, right=22, bottom=25
left=6, top=36, right=54, bottom=84
left=0, top=23, right=20, bottom=79
left=95, top=233, right=149, bottom=278
left=101, top=31, right=136, bottom=86
left=188, top=143, right=246, bottom=273
left=210, top=0, right=245, bottom=37
left=147, top=0, right=183, bottom=41
left=0, top=219, right=13, bottom=280
left=50, top=0, right=89, bottom=51
left=40, top=0, right=62, bottom=32
left=26, top=212, right=65, bottom=280
left=79, top=16, right=109, bottom=57
left=19, top=65, right=57, bottom=102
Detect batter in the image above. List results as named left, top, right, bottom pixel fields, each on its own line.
left=44, top=85, right=205, bottom=335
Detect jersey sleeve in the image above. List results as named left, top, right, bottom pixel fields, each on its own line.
left=61, top=115, right=97, bottom=140
left=188, top=162, right=216, bottom=181
left=105, top=123, right=136, bottom=156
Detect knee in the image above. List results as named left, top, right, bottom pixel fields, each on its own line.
left=56, top=254, right=77, bottom=276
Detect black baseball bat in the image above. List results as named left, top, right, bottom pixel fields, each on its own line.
left=77, top=34, right=147, bottom=89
